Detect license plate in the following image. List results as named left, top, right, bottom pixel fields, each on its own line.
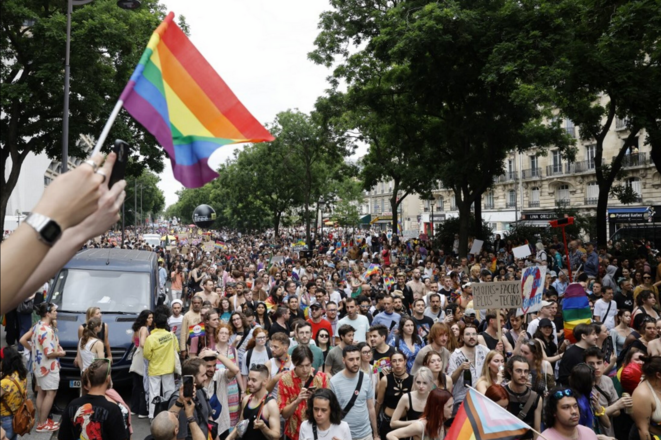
left=69, top=380, right=81, bottom=388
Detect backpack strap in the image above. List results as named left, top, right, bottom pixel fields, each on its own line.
left=518, top=390, right=538, bottom=421
left=342, top=371, right=364, bottom=417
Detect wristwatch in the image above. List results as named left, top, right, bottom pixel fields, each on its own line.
left=25, top=213, right=62, bottom=246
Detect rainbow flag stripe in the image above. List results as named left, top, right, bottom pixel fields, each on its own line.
left=120, top=12, right=274, bottom=188
left=188, top=323, right=205, bottom=338
left=562, top=283, right=592, bottom=343
left=446, top=389, right=531, bottom=440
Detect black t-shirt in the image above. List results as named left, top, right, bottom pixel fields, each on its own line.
left=58, top=394, right=128, bottom=440
left=504, top=385, right=539, bottom=440
left=412, top=316, right=434, bottom=341
left=268, top=321, right=290, bottom=338
left=558, top=344, right=586, bottom=386
left=372, top=345, right=397, bottom=374
left=614, top=290, right=634, bottom=312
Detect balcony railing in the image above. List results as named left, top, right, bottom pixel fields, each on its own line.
left=436, top=205, right=444, bottom=212
left=572, top=159, right=602, bottom=173
left=484, top=203, right=495, bottom=209
left=555, top=198, right=571, bottom=207
left=584, top=197, right=598, bottom=205
left=617, top=153, right=648, bottom=168
left=496, top=171, right=518, bottom=182
left=506, top=201, right=517, bottom=208
left=528, top=201, right=540, bottom=208
left=522, top=168, right=542, bottom=179
left=546, top=163, right=572, bottom=176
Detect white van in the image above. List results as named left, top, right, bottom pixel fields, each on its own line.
left=143, top=233, right=161, bottom=248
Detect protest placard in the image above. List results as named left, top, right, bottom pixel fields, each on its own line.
left=513, top=244, right=531, bottom=259
left=472, top=281, right=522, bottom=309
left=202, top=241, right=215, bottom=252
left=469, top=239, right=484, bottom=255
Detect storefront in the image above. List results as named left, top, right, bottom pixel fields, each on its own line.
left=519, top=211, right=557, bottom=227
left=607, top=206, right=660, bottom=239
left=370, top=214, right=393, bottom=231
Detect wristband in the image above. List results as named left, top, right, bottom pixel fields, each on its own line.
left=594, top=406, right=606, bottom=417
left=174, top=401, right=184, bottom=408
left=187, top=417, right=196, bottom=424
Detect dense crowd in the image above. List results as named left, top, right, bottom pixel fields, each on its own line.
left=2, top=225, right=661, bottom=440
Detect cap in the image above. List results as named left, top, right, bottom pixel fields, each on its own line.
left=539, top=318, right=553, bottom=328
left=171, top=299, right=183, bottom=307
left=549, top=271, right=558, bottom=277
left=309, top=302, right=323, bottom=310
left=541, top=300, right=555, bottom=308
left=392, top=290, right=404, bottom=298
left=465, top=308, right=476, bottom=316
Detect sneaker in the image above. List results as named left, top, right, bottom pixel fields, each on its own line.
left=35, top=422, right=49, bottom=433
left=138, top=414, right=149, bottom=419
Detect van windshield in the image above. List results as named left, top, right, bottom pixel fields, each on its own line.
left=51, top=269, right=150, bottom=313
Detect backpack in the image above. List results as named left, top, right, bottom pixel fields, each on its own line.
left=245, top=346, right=273, bottom=371
left=8, top=375, right=35, bottom=435
left=16, top=297, right=34, bottom=314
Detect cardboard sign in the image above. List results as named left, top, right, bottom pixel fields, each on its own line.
left=469, top=239, right=484, bottom=255
left=202, top=241, right=215, bottom=252
left=181, top=246, right=189, bottom=255
left=472, top=281, right=522, bottom=309
left=204, top=235, right=210, bottom=242
left=179, top=233, right=188, bottom=239
left=512, top=244, right=532, bottom=259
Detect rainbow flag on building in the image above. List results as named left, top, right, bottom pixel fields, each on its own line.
left=446, top=388, right=531, bottom=440
left=562, top=283, right=592, bottom=343
left=119, top=12, right=274, bottom=188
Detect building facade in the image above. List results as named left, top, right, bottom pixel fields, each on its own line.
left=424, top=111, right=660, bottom=236
left=362, top=180, right=422, bottom=237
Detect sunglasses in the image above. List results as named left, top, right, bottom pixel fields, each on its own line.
left=553, top=389, right=574, bottom=399
left=318, top=334, right=329, bottom=338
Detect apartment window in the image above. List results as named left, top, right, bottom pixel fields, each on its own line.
left=626, top=178, right=642, bottom=201
left=437, top=197, right=444, bottom=211
left=508, top=190, right=517, bottom=207
left=556, top=184, right=570, bottom=205
left=530, top=187, right=540, bottom=207
left=530, top=156, right=538, bottom=170
left=586, top=145, right=596, bottom=169
left=552, top=150, right=562, bottom=173
left=424, top=200, right=430, bottom=212
left=485, top=192, right=494, bottom=209
left=615, top=116, right=629, bottom=130
left=388, top=183, right=393, bottom=193
left=586, top=182, right=599, bottom=204
left=565, top=119, right=575, bottom=138
left=508, top=159, right=514, bottom=179
left=450, top=197, right=457, bottom=211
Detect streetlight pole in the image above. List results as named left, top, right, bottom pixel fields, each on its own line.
left=430, top=199, right=435, bottom=238
left=61, top=0, right=140, bottom=173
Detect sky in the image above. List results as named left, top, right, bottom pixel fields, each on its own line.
left=156, top=0, right=365, bottom=208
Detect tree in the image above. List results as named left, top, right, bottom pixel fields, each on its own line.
left=269, top=110, right=352, bottom=247
left=311, top=0, right=570, bottom=257
left=1, top=0, right=184, bottom=224
left=122, top=169, right=166, bottom=227
left=491, top=0, right=661, bottom=246
left=331, top=175, right=364, bottom=228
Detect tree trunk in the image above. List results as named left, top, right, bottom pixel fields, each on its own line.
left=391, top=194, right=399, bottom=233
left=474, top=196, right=483, bottom=239
left=274, top=211, right=281, bottom=236
left=304, top=201, right=311, bottom=248
left=457, top=198, right=471, bottom=259
left=595, top=180, right=612, bottom=246
left=649, top=138, right=661, bottom=175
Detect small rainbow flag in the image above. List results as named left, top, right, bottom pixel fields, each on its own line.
left=188, top=323, right=205, bottom=338
left=397, top=221, right=402, bottom=235
left=214, top=241, right=227, bottom=250
left=446, top=388, right=531, bottom=440
left=384, top=275, right=395, bottom=289
left=562, top=283, right=592, bottom=343
left=364, top=263, right=380, bottom=279
left=120, top=12, right=274, bottom=188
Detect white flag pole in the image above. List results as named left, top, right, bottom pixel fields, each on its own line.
left=90, top=99, right=124, bottom=157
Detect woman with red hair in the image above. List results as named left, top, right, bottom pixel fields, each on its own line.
left=385, top=388, right=453, bottom=440
left=485, top=384, right=510, bottom=408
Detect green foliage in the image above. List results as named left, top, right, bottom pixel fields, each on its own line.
left=610, top=184, right=642, bottom=205
left=433, top=215, right=494, bottom=252
left=122, top=169, right=166, bottom=226
left=331, top=176, right=364, bottom=227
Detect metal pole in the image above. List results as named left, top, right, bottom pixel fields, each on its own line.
left=122, top=201, right=125, bottom=245
left=140, top=185, right=143, bottom=228
left=61, top=0, right=73, bottom=173
left=562, top=226, right=573, bottom=282
left=134, top=180, right=137, bottom=230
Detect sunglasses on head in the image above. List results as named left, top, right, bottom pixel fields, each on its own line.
left=96, top=358, right=112, bottom=379
left=553, top=389, right=574, bottom=399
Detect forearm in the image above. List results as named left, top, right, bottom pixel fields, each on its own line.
left=605, top=402, right=621, bottom=417
left=188, top=420, right=206, bottom=440
left=281, top=399, right=300, bottom=419
left=1, top=225, right=51, bottom=314
left=369, top=405, right=378, bottom=437
left=450, top=368, right=463, bottom=383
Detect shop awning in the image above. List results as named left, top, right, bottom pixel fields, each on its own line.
left=359, top=214, right=371, bottom=225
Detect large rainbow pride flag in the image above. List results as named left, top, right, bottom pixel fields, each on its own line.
left=120, top=12, right=274, bottom=188
left=446, top=388, right=531, bottom=440
left=562, top=283, right=592, bottom=343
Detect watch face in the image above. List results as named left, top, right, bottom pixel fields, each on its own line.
left=41, top=221, right=62, bottom=241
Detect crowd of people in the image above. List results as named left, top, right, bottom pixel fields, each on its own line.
left=2, top=184, right=661, bottom=439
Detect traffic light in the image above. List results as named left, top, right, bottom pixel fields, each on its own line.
left=549, top=217, right=575, bottom=228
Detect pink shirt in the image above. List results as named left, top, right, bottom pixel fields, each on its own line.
left=541, top=426, right=598, bottom=440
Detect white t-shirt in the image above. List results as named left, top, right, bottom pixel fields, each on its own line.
left=168, top=315, right=184, bottom=342
left=241, top=347, right=271, bottom=376
left=299, top=421, right=352, bottom=440
left=593, top=299, right=617, bottom=330
left=337, top=314, right=370, bottom=343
